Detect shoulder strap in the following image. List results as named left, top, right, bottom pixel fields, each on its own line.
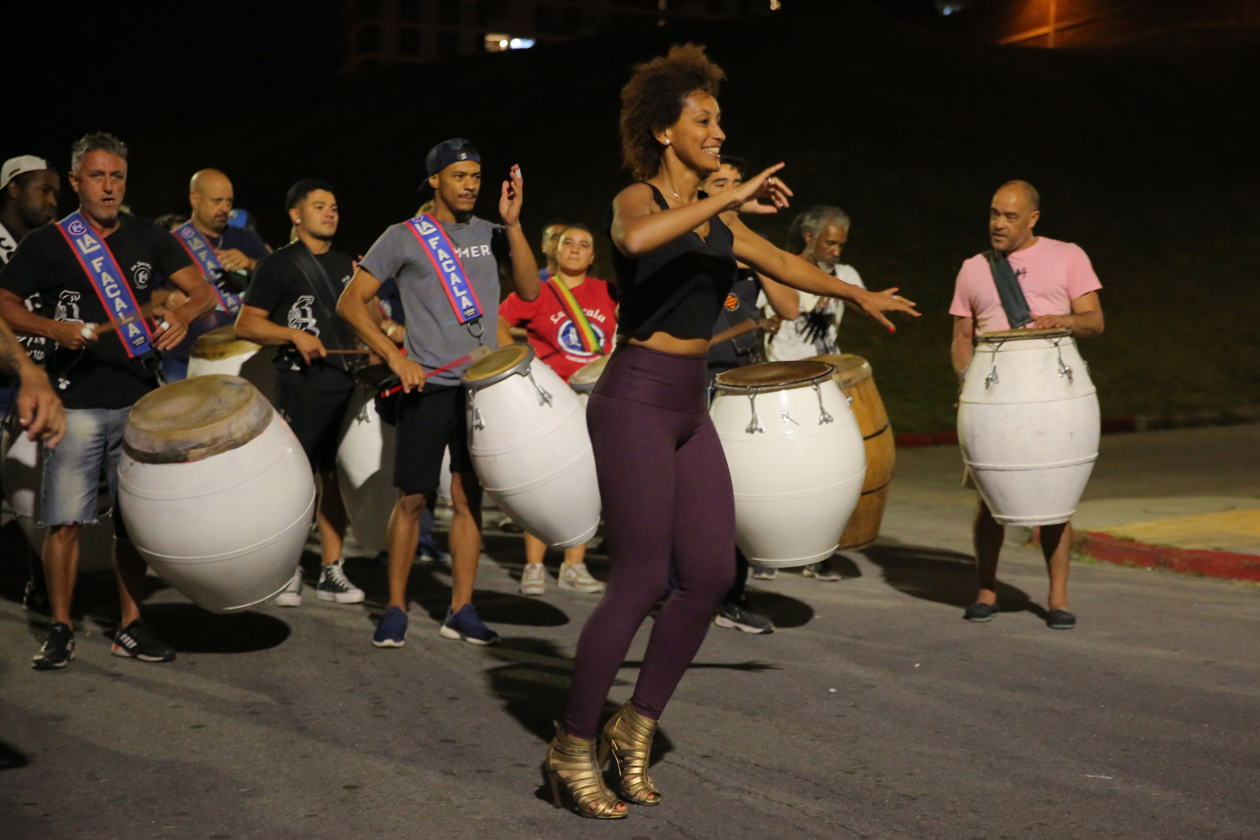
left=546, top=279, right=602, bottom=354
left=644, top=184, right=671, bottom=212
left=289, top=243, right=358, bottom=371
left=986, top=250, right=1033, bottom=329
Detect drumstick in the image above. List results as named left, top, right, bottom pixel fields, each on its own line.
left=90, top=303, right=159, bottom=338
left=709, top=319, right=759, bottom=348
left=377, top=345, right=491, bottom=397
left=324, top=349, right=373, bottom=355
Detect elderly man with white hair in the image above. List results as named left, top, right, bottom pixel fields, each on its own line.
left=763, top=205, right=866, bottom=362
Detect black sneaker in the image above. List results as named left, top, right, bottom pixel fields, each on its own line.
left=1046, top=609, right=1077, bottom=630
left=22, top=578, right=51, bottom=615
left=112, top=620, right=177, bottom=662
left=32, top=622, right=75, bottom=670
left=714, top=599, right=775, bottom=634
left=963, top=602, right=999, bottom=622
left=316, top=560, right=365, bottom=604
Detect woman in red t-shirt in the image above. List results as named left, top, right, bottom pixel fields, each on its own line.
left=497, top=224, right=616, bottom=597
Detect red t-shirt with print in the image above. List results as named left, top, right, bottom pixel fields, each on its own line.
left=499, top=277, right=617, bottom=381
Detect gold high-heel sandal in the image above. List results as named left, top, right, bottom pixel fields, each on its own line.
left=542, top=725, right=628, bottom=819
left=599, top=702, right=662, bottom=806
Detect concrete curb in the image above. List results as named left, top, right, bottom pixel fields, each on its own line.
left=895, top=408, right=1260, bottom=449
left=1073, top=530, right=1260, bottom=582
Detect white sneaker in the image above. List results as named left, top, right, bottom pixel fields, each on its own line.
left=519, top=562, right=547, bottom=596
left=316, top=560, right=365, bottom=604
left=273, top=567, right=303, bottom=607
left=751, top=566, right=778, bottom=581
left=558, top=562, right=605, bottom=594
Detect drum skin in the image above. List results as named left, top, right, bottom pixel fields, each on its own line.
left=568, top=355, right=609, bottom=409
left=808, top=354, right=895, bottom=550
left=464, top=349, right=600, bottom=548
left=187, top=325, right=261, bottom=378
left=957, top=330, right=1099, bottom=526
left=117, top=379, right=315, bottom=613
left=710, top=363, right=866, bottom=568
left=336, top=385, right=396, bottom=555
left=1, top=428, right=115, bottom=573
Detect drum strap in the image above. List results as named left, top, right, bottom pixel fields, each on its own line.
left=290, top=242, right=359, bottom=372
left=405, top=214, right=484, bottom=327
left=986, top=251, right=1033, bottom=329
left=171, top=222, right=242, bottom=315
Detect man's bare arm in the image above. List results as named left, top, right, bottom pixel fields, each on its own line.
left=951, top=315, right=974, bottom=378
left=0, top=314, right=65, bottom=447
left=1031, top=291, right=1104, bottom=337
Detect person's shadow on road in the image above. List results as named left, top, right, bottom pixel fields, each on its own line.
left=862, top=541, right=1048, bottom=620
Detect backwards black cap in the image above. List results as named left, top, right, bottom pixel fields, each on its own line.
left=425, top=138, right=480, bottom=177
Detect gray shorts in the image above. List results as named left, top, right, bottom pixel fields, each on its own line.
left=40, top=406, right=132, bottom=529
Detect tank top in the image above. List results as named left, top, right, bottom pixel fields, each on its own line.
left=606, top=184, right=739, bottom=340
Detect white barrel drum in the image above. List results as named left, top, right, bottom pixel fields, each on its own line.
left=463, top=345, right=600, bottom=548
left=187, top=325, right=261, bottom=378
left=711, top=361, right=866, bottom=568
left=1, top=428, right=115, bottom=573
left=568, top=355, right=609, bottom=409
left=117, top=375, right=316, bottom=612
left=336, top=385, right=396, bottom=555
left=957, top=328, right=1100, bottom=526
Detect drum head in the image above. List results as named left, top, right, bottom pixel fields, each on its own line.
left=462, top=344, right=533, bottom=389
left=978, top=327, right=1071, bottom=342
left=807, top=353, right=872, bottom=389
left=191, top=325, right=262, bottom=361
left=124, top=375, right=274, bottom=464
left=569, top=355, right=609, bottom=393
left=715, top=361, right=833, bottom=392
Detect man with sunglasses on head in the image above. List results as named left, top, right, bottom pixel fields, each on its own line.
left=0, top=132, right=215, bottom=670
left=338, top=138, right=540, bottom=649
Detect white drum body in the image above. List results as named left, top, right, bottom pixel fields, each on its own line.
left=465, top=354, right=601, bottom=548
left=710, top=375, right=866, bottom=568
left=336, top=386, right=396, bottom=555
left=957, top=332, right=1100, bottom=526
left=186, top=347, right=258, bottom=379
left=1, top=429, right=114, bottom=572
left=117, top=414, right=315, bottom=612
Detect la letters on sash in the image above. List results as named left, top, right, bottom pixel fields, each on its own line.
left=54, top=211, right=154, bottom=357
left=405, top=214, right=484, bottom=325
left=173, top=221, right=241, bottom=314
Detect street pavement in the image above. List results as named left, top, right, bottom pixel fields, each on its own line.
left=1, top=424, right=1258, bottom=839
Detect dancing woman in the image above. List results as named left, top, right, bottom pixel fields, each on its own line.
left=543, top=44, right=919, bottom=819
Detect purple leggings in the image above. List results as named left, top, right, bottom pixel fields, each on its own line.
left=562, top=344, right=737, bottom=739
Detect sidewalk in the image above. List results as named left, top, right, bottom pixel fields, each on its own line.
left=886, top=423, right=1260, bottom=583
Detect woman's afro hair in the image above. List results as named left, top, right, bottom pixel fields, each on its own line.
left=619, top=44, right=726, bottom=181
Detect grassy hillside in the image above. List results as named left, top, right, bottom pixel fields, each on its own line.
left=126, top=7, right=1260, bottom=431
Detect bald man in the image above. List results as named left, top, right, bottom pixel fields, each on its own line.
left=950, top=180, right=1104, bottom=630
left=161, top=169, right=271, bottom=380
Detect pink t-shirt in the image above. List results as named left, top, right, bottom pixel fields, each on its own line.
left=949, top=237, right=1102, bottom=335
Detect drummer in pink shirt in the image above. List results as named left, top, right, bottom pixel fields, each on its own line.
left=949, top=180, right=1104, bottom=630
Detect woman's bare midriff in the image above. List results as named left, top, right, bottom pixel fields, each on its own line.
left=626, top=332, right=710, bottom=357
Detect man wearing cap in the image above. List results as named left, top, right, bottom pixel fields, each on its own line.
left=338, top=138, right=540, bottom=648
left=0, top=132, right=215, bottom=670
left=0, top=155, right=63, bottom=613
left=160, top=169, right=272, bottom=381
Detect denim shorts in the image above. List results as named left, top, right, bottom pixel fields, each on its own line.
left=40, top=406, right=132, bottom=528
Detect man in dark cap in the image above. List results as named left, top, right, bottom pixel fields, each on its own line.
left=338, top=138, right=540, bottom=649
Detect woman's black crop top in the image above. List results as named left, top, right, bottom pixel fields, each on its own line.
left=606, top=185, right=739, bottom=340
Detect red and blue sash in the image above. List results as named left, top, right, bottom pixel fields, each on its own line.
left=54, top=211, right=154, bottom=358
left=405, top=214, right=483, bottom=325
left=172, top=221, right=241, bottom=314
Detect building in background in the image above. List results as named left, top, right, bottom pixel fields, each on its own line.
left=339, top=0, right=776, bottom=74
left=935, top=0, right=1260, bottom=48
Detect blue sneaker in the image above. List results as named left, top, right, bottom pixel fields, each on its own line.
left=416, top=534, right=450, bottom=565
left=372, top=606, right=408, bottom=648
left=439, top=604, right=499, bottom=646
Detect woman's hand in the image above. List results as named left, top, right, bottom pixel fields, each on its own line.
left=854, top=287, right=920, bottom=333
left=725, top=162, right=793, bottom=215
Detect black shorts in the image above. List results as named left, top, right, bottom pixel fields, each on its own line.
left=277, top=383, right=353, bottom=473
left=394, top=385, right=474, bottom=496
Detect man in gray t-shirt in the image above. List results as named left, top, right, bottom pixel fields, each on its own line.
left=339, top=138, right=540, bottom=650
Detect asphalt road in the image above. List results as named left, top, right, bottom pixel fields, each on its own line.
left=2, top=425, right=1258, bottom=839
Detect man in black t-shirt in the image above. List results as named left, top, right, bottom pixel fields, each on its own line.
left=161, top=168, right=272, bottom=382
left=0, top=132, right=215, bottom=670
left=236, top=179, right=366, bottom=608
